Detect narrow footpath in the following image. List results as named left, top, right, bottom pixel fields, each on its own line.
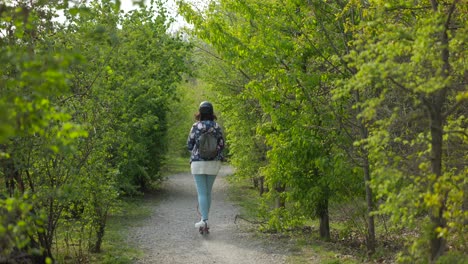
left=127, top=166, right=290, bottom=264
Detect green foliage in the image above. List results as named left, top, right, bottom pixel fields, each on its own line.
left=436, top=252, right=468, bottom=264
left=178, top=0, right=361, bottom=237
left=179, top=0, right=467, bottom=261
left=0, top=193, right=44, bottom=258
left=341, top=0, right=468, bottom=261
left=0, top=0, right=192, bottom=261
left=165, top=80, right=198, bottom=159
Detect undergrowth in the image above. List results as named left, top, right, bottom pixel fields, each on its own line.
left=225, top=172, right=402, bottom=264
left=88, top=198, right=152, bottom=264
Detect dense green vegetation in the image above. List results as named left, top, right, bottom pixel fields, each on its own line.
left=178, top=0, right=467, bottom=263
left=0, top=0, right=191, bottom=262
left=0, top=0, right=466, bottom=263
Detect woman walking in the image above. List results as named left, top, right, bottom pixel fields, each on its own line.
left=187, top=101, right=225, bottom=232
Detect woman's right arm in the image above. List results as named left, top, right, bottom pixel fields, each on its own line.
left=215, top=124, right=225, bottom=152
left=187, top=124, right=196, bottom=151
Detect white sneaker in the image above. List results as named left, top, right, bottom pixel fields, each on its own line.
left=195, top=219, right=208, bottom=228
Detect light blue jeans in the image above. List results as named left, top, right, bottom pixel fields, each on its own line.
left=193, top=174, right=217, bottom=221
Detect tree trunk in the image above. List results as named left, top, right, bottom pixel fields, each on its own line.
left=252, top=176, right=265, bottom=195
left=274, top=183, right=285, bottom=209
left=317, top=198, right=330, bottom=240
left=37, top=231, right=53, bottom=262
left=427, top=0, right=453, bottom=259
left=28, top=238, right=49, bottom=263
left=37, top=198, right=58, bottom=261
left=363, top=155, right=376, bottom=254
left=1, top=149, right=25, bottom=196
left=355, top=91, right=376, bottom=254
left=91, top=214, right=107, bottom=253
left=429, top=102, right=446, bottom=263
left=259, top=176, right=265, bottom=196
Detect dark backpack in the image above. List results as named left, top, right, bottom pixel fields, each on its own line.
left=198, top=131, right=218, bottom=160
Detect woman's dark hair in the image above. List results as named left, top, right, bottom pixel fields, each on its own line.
left=195, top=112, right=217, bottom=121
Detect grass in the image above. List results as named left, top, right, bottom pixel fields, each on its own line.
left=161, top=155, right=190, bottom=176
left=225, top=174, right=263, bottom=220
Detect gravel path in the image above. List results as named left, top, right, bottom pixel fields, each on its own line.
left=127, top=166, right=289, bottom=264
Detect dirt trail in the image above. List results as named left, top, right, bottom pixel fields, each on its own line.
left=127, top=166, right=289, bottom=264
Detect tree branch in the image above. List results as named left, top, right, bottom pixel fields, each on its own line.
left=430, top=0, right=438, bottom=11
left=443, top=97, right=467, bottom=118
left=194, top=44, right=226, bottom=62
left=279, top=0, right=346, bottom=77
left=444, top=0, right=459, bottom=30
left=60, top=44, right=118, bottom=104
left=387, top=77, right=432, bottom=108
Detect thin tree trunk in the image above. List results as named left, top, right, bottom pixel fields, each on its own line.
left=363, top=155, right=376, bottom=254
left=355, top=90, right=376, bottom=254
left=427, top=0, right=456, bottom=259
left=317, top=197, right=330, bottom=240
left=252, top=176, right=265, bottom=195
left=91, top=214, right=107, bottom=253
left=274, top=183, right=286, bottom=208
left=429, top=102, right=446, bottom=262
left=1, top=150, right=25, bottom=196
left=259, top=176, right=265, bottom=196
